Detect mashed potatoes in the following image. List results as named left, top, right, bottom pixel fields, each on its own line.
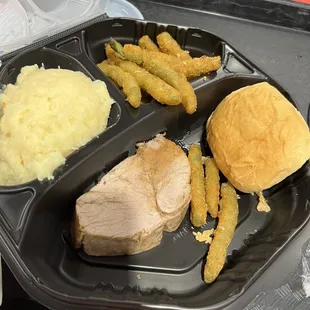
left=0, top=65, right=114, bottom=185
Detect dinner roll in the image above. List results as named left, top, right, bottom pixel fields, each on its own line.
left=206, top=82, right=310, bottom=193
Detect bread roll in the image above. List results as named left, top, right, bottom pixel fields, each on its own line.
left=206, top=82, right=310, bottom=193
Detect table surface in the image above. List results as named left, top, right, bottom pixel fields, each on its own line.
left=2, top=0, right=310, bottom=309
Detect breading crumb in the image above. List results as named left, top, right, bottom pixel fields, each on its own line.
left=193, top=229, right=214, bottom=244
left=136, top=274, right=141, bottom=280
left=256, top=192, right=270, bottom=212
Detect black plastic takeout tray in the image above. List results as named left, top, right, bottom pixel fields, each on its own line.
left=0, top=17, right=309, bottom=310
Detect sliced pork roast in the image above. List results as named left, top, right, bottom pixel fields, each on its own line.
left=72, top=135, right=191, bottom=256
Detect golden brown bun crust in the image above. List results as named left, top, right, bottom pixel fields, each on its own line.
left=207, top=82, right=310, bottom=193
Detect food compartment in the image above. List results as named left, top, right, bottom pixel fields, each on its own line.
left=85, top=19, right=223, bottom=62
left=83, top=18, right=266, bottom=107
left=84, top=19, right=225, bottom=87
left=11, top=76, right=310, bottom=310
left=0, top=47, right=124, bottom=188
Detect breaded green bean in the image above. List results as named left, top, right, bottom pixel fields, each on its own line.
left=109, top=38, right=125, bottom=57
left=123, top=44, right=197, bottom=114
left=97, top=61, right=141, bottom=108
left=123, top=44, right=144, bottom=65
left=148, top=51, right=181, bottom=68
left=123, top=44, right=170, bottom=65
left=205, top=157, right=220, bottom=218
left=157, top=32, right=191, bottom=60
left=123, top=45, right=220, bottom=78
left=204, top=183, right=239, bottom=283
left=146, top=53, right=221, bottom=77
left=105, top=44, right=123, bottom=65
left=143, top=56, right=197, bottom=114
left=174, top=56, right=222, bottom=77
left=118, top=61, right=181, bottom=106
left=124, top=44, right=177, bottom=66
left=138, top=35, right=160, bottom=52
left=189, top=145, right=208, bottom=227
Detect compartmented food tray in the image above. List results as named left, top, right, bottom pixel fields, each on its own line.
left=0, top=17, right=309, bottom=310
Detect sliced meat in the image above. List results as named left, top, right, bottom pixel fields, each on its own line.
left=72, top=135, right=191, bottom=256
left=137, top=137, right=191, bottom=231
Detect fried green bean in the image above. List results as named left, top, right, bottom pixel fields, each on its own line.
left=205, top=157, right=220, bottom=218
left=174, top=56, right=222, bottom=77
left=138, top=35, right=160, bottom=52
left=97, top=61, right=142, bottom=108
left=123, top=44, right=220, bottom=78
left=143, top=55, right=197, bottom=114
left=204, top=183, right=239, bottom=283
left=143, top=53, right=221, bottom=77
left=157, top=32, right=191, bottom=60
left=110, top=38, right=125, bottom=57
left=124, top=44, right=178, bottom=67
left=123, top=44, right=144, bottom=65
left=105, top=44, right=123, bottom=65
left=148, top=52, right=182, bottom=69
left=189, top=145, right=208, bottom=227
left=123, top=44, right=197, bottom=114
left=123, top=44, right=170, bottom=65
left=118, top=61, right=181, bottom=106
